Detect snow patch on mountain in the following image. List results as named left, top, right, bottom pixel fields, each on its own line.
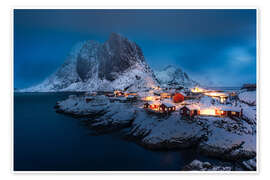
left=154, top=65, right=197, bottom=88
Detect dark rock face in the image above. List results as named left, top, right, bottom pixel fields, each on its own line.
left=98, top=33, right=145, bottom=81
left=74, top=33, right=149, bottom=82
left=76, top=41, right=100, bottom=82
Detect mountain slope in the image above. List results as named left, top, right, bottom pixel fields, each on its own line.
left=154, top=65, right=197, bottom=88
left=22, top=33, right=158, bottom=92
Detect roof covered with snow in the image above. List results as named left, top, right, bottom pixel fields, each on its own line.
left=161, top=102, right=175, bottom=107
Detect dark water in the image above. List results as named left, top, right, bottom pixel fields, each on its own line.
left=14, top=92, right=217, bottom=171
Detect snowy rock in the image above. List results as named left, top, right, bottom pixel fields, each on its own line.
left=241, top=157, right=256, bottom=171
left=138, top=113, right=206, bottom=149
left=238, top=91, right=256, bottom=106
left=198, top=120, right=256, bottom=161
left=56, top=95, right=136, bottom=132
left=183, top=160, right=232, bottom=171
left=56, top=95, right=109, bottom=116
left=154, top=65, right=197, bottom=88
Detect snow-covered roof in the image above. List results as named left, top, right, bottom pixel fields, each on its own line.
left=161, top=102, right=175, bottom=107
left=185, top=104, right=200, bottom=110
left=219, top=106, right=242, bottom=112
left=179, top=91, right=187, bottom=96
left=148, top=101, right=161, bottom=105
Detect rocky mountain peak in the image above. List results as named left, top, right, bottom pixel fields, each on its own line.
left=108, top=32, right=126, bottom=43
left=23, top=33, right=158, bottom=92
left=163, top=65, right=175, bottom=71
left=98, top=33, right=146, bottom=81
left=154, top=65, right=197, bottom=88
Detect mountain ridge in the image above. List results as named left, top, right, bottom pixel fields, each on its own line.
left=21, top=33, right=196, bottom=92
left=21, top=33, right=158, bottom=92
left=154, top=65, right=198, bottom=88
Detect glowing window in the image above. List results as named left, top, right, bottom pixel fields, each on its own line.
left=231, top=112, right=236, bottom=115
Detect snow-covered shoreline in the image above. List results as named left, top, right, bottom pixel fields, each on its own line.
left=54, top=90, right=257, bottom=171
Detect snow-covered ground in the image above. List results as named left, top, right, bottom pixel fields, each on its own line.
left=238, top=90, right=256, bottom=106
left=56, top=95, right=136, bottom=131
left=182, top=160, right=233, bottom=171
left=55, top=90, right=257, bottom=171
left=132, top=110, right=207, bottom=149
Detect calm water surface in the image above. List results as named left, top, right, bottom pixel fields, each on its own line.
left=14, top=92, right=217, bottom=171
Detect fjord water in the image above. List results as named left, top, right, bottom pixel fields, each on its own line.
left=14, top=92, right=215, bottom=171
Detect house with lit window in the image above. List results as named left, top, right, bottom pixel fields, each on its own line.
left=180, top=105, right=199, bottom=117
left=216, top=107, right=242, bottom=117
left=143, top=102, right=161, bottom=111
left=114, top=90, right=125, bottom=97
left=160, top=92, right=172, bottom=99
left=180, top=106, right=242, bottom=118
left=159, top=103, right=176, bottom=113
left=144, top=102, right=175, bottom=113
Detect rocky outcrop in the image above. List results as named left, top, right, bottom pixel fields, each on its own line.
left=241, top=157, right=256, bottom=171
left=182, top=160, right=232, bottom=171
left=194, top=115, right=256, bottom=162
left=55, top=95, right=136, bottom=133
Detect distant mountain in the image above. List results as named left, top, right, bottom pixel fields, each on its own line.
left=154, top=65, right=198, bottom=88
left=22, top=33, right=158, bottom=92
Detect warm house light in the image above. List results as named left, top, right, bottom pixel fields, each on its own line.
left=114, top=90, right=124, bottom=96
left=204, top=92, right=226, bottom=97
left=199, top=109, right=216, bottom=116
left=160, top=93, right=171, bottom=99
left=204, top=92, right=228, bottom=103
left=142, top=95, right=160, bottom=101
left=180, top=105, right=242, bottom=118
left=152, top=86, right=161, bottom=90
left=143, top=96, right=155, bottom=101
left=191, top=86, right=206, bottom=93
left=220, top=97, right=226, bottom=103
left=124, top=92, right=137, bottom=97
left=149, top=104, right=160, bottom=111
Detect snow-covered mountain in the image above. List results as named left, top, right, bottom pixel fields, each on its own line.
left=154, top=65, right=197, bottom=88
left=22, top=33, right=158, bottom=92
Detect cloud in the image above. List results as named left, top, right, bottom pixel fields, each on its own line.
left=224, top=46, right=255, bottom=65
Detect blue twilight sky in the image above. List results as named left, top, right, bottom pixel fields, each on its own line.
left=14, top=9, right=256, bottom=88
